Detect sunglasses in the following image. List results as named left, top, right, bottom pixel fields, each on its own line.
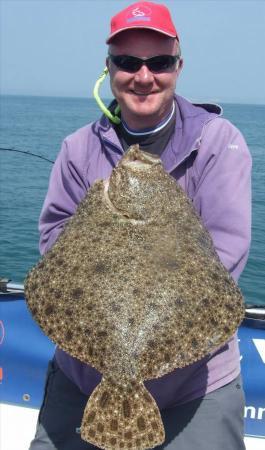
left=108, top=54, right=180, bottom=73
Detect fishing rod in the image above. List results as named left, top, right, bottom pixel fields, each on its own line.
left=0, top=147, right=54, bottom=164
left=1, top=68, right=119, bottom=165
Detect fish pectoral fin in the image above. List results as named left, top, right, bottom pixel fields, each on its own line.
left=81, top=377, right=165, bottom=450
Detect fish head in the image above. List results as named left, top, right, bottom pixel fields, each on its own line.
left=106, top=145, right=172, bottom=221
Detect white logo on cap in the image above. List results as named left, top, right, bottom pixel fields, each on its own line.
left=132, top=8, right=145, bottom=16
left=131, top=6, right=151, bottom=17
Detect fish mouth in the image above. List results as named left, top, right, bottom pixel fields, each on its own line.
left=121, top=159, right=155, bottom=170
left=120, top=145, right=161, bottom=169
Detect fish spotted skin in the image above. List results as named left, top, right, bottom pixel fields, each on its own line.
left=25, top=145, right=244, bottom=449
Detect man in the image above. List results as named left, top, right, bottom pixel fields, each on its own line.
left=29, top=2, right=251, bottom=449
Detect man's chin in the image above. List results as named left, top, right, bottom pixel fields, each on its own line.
left=125, top=110, right=163, bottom=129
left=130, top=101, right=159, bottom=117
left=119, top=98, right=164, bottom=126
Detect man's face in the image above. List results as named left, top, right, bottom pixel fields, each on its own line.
left=107, top=29, right=183, bottom=130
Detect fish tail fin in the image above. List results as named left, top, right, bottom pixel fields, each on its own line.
left=81, top=377, right=165, bottom=450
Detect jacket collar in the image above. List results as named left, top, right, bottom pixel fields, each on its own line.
left=94, top=95, right=222, bottom=172
left=161, top=95, right=222, bottom=172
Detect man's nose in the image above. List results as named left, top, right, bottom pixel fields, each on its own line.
left=134, top=64, right=154, bottom=83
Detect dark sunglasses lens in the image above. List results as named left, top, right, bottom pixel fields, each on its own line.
left=147, top=56, right=176, bottom=72
left=110, top=55, right=178, bottom=73
left=112, top=56, right=142, bottom=72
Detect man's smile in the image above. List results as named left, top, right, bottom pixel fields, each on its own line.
left=129, top=89, right=158, bottom=96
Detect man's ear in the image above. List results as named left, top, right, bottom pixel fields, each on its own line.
left=106, top=56, right=110, bottom=70
left=176, top=58, right=184, bottom=75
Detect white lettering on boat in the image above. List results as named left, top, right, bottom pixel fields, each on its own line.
left=253, top=339, right=265, bottom=364
left=245, top=405, right=265, bottom=420
left=239, top=338, right=265, bottom=364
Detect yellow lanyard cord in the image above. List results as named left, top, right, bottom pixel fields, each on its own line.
left=93, top=67, right=121, bottom=124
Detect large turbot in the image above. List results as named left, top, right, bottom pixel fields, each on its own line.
left=25, top=145, right=244, bottom=450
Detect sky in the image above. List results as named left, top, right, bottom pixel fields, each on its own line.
left=1, top=0, right=265, bottom=104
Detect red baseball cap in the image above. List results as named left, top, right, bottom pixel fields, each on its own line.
left=106, top=1, right=179, bottom=44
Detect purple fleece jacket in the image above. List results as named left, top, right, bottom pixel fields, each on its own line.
left=39, top=95, right=251, bottom=409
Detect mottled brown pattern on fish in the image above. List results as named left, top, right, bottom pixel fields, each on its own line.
left=25, top=145, right=244, bottom=449
left=110, top=419, right=118, bottom=431
left=122, top=399, right=131, bottom=418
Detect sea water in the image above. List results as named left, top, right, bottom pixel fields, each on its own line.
left=0, top=95, right=264, bottom=305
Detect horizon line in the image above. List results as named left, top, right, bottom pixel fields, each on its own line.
left=1, top=93, right=265, bottom=107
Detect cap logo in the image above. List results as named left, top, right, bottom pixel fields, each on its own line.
left=132, top=6, right=151, bottom=17
left=127, top=5, right=152, bottom=23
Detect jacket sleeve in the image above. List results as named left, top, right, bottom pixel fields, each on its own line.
left=39, top=139, right=89, bottom=255
left=192, top=118, right=252, bottom=282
